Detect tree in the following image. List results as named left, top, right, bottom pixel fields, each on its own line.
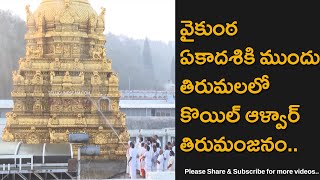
left=141, top=38, right=155, bottom=89
left=142, top=38, right=153, bottom=71
left=0, top=10, right=26, bottom=99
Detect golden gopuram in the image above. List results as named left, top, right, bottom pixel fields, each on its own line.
left=2, top=0, right=129, bottom=160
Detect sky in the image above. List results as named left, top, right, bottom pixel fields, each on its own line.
left=0, top=0, right=175, bottom=43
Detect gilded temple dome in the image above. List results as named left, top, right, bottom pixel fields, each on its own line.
left=33, top=0, right=98, bottom=27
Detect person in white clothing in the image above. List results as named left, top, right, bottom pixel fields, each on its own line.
left=151, top=144, right=158, bottom=171
left=172, top=141, right=175, bottom=154
left=128, top=142, right=138, bottom=179
left=135, top=137, right=143, bottom=173
left=156, top=149, right=164, bottom=172
left=163, top=145, right=170, bottom=171
left=142, top=145, right=152, bottom=177
left=154, top=135, right=162, bottom=148
left=139, top=142, right=146, bottom=178
left=167, top=150, right=175, bottom=171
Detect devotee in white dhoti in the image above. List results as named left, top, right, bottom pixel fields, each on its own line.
left=143, top=145, right=152, bottom=177
left=135, top=137, right=143, bottom=173
left=157, top=149, right=164, bottom=172
left=128, top=142, right=138, bottom=179
left=163, top=145, right=170, bottom=171
left=151, top=144, right=158, bottom=171
left=167, top=150, right=175, bottom=171
left=139, top=142, right=146, bottom=178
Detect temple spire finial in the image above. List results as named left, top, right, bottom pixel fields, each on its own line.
left=100, top=7, right=106, bottom=22
left=25, top=4, right=31, bottom=19
left=65, top=0, right=71, bottom=7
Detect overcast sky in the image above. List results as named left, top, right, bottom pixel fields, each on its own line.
left=0, top=0, right=175, bottom=43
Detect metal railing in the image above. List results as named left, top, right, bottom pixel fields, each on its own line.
left=0, top=155, right=33, bottom=172
left=0, top=154, right=76, bottom=180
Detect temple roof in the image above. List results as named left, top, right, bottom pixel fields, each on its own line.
left=0, top=100, right=13, bottom=109
left=119, top=100, right=175, bottom=108
left=0, top=99, right=175, bottom=109
left=32, top=0, right=98, bottom=27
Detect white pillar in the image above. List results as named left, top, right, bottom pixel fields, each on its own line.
left=77, top=148, right=81, bottom=180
